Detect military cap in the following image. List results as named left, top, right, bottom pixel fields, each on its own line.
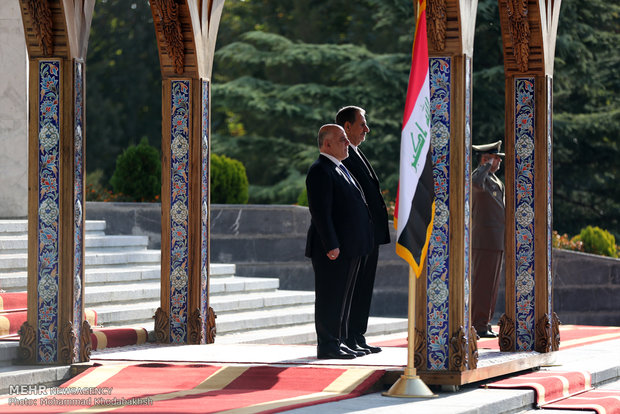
left=472, top=140, right=504, bottom=157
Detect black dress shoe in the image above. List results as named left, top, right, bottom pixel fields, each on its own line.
left=345, top=343, right=371, bottom=355
left=359, top=343, right=382, bottom=353
left=340, top=344, right=366, bottom=357
left=477, top=329, right=498, bottom=338
left=317, top=349, right=356, bottom=360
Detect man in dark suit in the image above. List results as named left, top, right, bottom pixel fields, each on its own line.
left=305, top=124, right=374, bottom=359
left=471, top=140, right=505, bottom=338
left=336, top=106, right=390, bottom=354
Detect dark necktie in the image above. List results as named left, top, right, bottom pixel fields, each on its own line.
left=338, top=164, right=366, bottom=202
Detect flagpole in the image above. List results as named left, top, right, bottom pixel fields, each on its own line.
left=383, top=266, right=436, bottom=398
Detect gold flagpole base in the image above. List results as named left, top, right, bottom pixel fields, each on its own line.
left=382, top=374, right=437, bottom=398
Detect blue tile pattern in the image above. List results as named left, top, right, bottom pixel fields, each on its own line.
left=169, top=80, right=191, bottom=343
left=37, top=60, right=61, bottom=363
left=201, top=80, right=210, bottom=341
left=514, top=78, right=536, bottom=351
left=73, top=60, right=85, bottom=361
left=427, top=57, right=451, bottom=370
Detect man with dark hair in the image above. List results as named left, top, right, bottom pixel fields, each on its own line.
left=336, top=106, right=390, bottom=354
left=305, top=124, right=374, bottom=359
left=471, top=140, right=505, bottom=338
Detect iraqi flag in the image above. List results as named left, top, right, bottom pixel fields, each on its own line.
left=394, top=0, right=435, bottom=278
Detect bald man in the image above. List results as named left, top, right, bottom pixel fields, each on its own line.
left=305, top=124, right=374, bottom=359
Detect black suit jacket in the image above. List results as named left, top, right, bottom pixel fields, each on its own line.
left=472, top=163, right=505, bottom=251
left=305, top=155, right=374, bottom=259
left=342, top=147, right=390, bottom=246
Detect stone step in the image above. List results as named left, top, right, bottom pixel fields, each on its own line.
left=210, top=276, right=280, bottom=296
left=215, top=316, right=408, bottom=345
left=89, top=301, right=160, bottom=327
left=0, top=234, right=149, bottom=255
left=0, top=263, right=238, bottom=292
left=0, top=250, right=161, bottom=272
left=0, top=219, right=107, bottom=236
left=210, top=290, right=315, bottom=314
left=0, top=363, right=73, bottom=394
left=215, top=304, right=315, bottom=334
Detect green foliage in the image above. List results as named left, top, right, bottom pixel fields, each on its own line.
left=110, top=138, right=161, bottom=202
left=572, top=226, right=618, bottom=258
left=297, top=188, right=308, bottom=207
left=552, top=230, right=584, bottom=252
left=86, top=0, right=161, bottom=186
left=211, top=153, right=249, bottom=204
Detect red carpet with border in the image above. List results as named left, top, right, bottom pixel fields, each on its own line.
left=372, top=325, right=620, bottom=351
left=0, top=363, right=384, bottom=413
left=484, top=370, right=592, bottom=405
left=542, top=389, right=620, bottom=414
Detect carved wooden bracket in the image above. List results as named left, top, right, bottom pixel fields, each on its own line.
left=80, top=320, right=93, bottom=362
left=427, top=0, right=447, bottom=51
left=498, top=313, right=515, bottom=352
left=59, top=320, right=77, bottom=365
left=26, top=0, right=54, bottom=56
left=154, top=307, right=169, bottom=343
left=449, top=326, right=467, bottom=371
left=535, top=313, right=552, bottom=353
left=414, top=327, right=426, bottom=370
left=206, top=306, right=217, bottom=344
left=505, top=0, right=530, bottom=72
left=152, top=0, right=185, bottom=74
left=469, top=326, right=479, bottom=369
left=188, top=308, right=204, bottom=344
left=18, top=321, right=36, bottom=363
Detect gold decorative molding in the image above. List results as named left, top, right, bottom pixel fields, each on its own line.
left=26, top=0, right=54, bottom=56
left=59, top=321, right=76, bottom=365
left=152, top=0, right=185, bottom=74
left=154, top=307, right=169, bottom=343
left=449, top=327, right=467, bottom=371
left=188, top=308, right=203, bottom=344
left=469, top=326, right=479, bottom=369
left=206, top=306, right=217, bottom=344
left=414, top=327, right=426, bottom=370
left=505, top=0, right=530, bottom=72
left=535, top=313, right=552, bottom=353
left=80, top=320, right=93, bottom=362
left=18, top=321, right=36, bottom=362
left=498, top=313, right=515, bottom=352
left=427, top=0, right=447, bottom=51
left=551, top=312, right=561, bottom=351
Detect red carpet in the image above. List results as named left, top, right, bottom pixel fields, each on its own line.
left=372, top=324, right=620, bottom=351
left=91, top=327, right=148, bottom=350
left=542, top=389, right=620, bottom=414
left=484, top=370, right=592, bottom=405
left=0, top=363, right=384, bottom=413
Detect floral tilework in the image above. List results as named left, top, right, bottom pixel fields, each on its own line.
left=514, top=78, right=536, bottom=351
left=464, top=56, right=472, bottom=342
left=37, top=60, right=61, bottom=363
left=169, top=80, right=190, bottom=343
left=73, top=60, right=85, bottom=361
left=427, top=57, right=451, bottom=370
left=201, top=80, right=210, bottom=341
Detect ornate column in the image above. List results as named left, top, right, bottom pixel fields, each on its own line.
left=415, top=0, right=479, bottom=378
left=18, top=0, right=95, bottom=364
left=497, top=0, right=561, bottom=353
left=151, top=0, right=223, bottom=344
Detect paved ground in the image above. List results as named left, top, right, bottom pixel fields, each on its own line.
left=1, top=332, right=619, bottom=413
left=84, top=332, right=620, bottom=414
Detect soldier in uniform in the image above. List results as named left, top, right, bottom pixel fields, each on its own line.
left=471, top=140, right=505, bottom=338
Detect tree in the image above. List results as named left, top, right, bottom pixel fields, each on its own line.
left=86, top=0, right=161, bottom=186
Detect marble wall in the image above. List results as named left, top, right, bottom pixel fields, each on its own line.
left=0, top=0, right=28, bottom=218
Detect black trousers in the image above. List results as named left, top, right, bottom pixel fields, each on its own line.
left=312, top=253, right=361, bottom=354
left=471, top=248, right=504, bottom=332
left=346, top=244, right=379, bottom=344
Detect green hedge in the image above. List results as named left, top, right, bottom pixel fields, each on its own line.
left=110, top=138, right=161, bottom=202
left=572, top=226, right=618, bottom=258
left=211, top=153, right=249, bottom=204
